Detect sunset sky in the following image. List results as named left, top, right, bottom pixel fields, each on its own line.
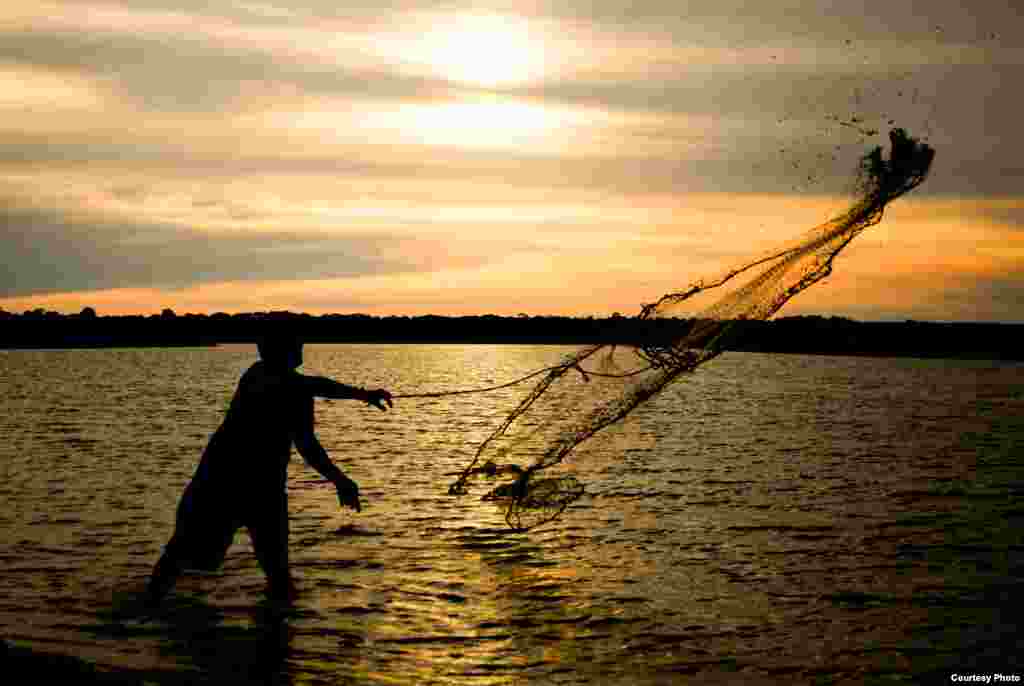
left=1, top=1, right=1021, bottom=320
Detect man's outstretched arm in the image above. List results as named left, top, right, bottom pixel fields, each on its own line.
left=295, top=425, right=361, bottom=512
left=300, top=375, right=393, bottom=411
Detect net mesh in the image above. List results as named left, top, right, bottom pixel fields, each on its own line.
left=449, top=129, right=935, bottom=530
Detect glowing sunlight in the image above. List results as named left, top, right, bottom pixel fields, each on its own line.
left=408, top=12, right=546, bottom=88
left=383, top=97, right=578, bottom=150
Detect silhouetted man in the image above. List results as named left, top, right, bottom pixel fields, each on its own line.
left=147, top=334, right=392, bottom=604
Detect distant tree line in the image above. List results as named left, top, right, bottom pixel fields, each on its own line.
left=1, top=308, right=1022, bottom=360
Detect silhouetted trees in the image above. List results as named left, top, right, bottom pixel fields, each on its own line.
left=0, top=310, right=1021, bottom=359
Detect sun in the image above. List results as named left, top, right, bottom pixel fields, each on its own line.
left=412, top=13, right=545, bottom=88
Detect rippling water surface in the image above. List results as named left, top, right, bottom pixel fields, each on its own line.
left=1, top=345, right=1022, bottom=684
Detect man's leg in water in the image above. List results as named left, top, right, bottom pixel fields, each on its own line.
left=146, top=482, right=237, bottom=605
left=147, top=538, right=183, bottom=604
left=249, top=498, right=294, bottom=602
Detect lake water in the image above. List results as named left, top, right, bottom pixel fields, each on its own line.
left=1, top=344, right=1021, bottom=684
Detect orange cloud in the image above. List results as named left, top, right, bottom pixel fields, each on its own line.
left=4, top=195, right=1021, bottom=321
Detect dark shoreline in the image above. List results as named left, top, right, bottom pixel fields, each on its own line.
left=3, top=310, right=1023, bottom=360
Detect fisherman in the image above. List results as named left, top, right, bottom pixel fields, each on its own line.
left=147, top=333, right=392, bottom=604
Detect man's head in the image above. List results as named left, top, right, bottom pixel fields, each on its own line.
left=257, top=333, right=303, bottom=369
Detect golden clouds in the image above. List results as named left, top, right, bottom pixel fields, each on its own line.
left=5, top=193, right=1022, bottom=321
left=1, top=1, right=1023, bottom=319
left=0, top=66, right=104, bottom=111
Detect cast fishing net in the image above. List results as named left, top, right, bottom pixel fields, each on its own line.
left=442, top=129, right=934, bottom=530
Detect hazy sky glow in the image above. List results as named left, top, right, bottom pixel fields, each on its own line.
left=2, top=1, right=1022, bottom=320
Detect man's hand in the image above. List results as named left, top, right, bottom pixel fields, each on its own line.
left=364, top=388, right=393, bottom=412
left=335, top=476, right=361, bottom=512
